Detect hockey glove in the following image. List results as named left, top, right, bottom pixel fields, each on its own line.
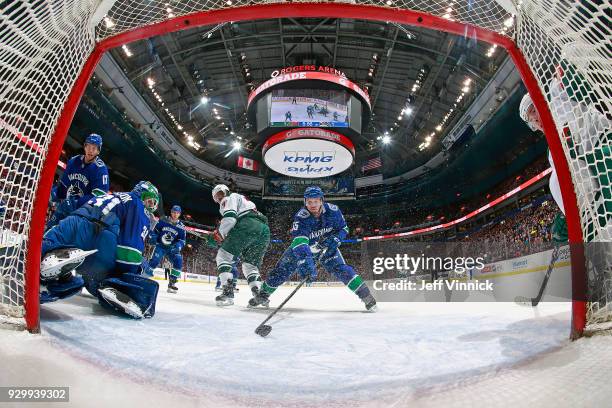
left=321, top=236, right=341, bottom=253
left=297, top=256, right=317, bottom=282
left=58, top=196, right=78, bottom=216
left=213, top=229, right=224, bottom=243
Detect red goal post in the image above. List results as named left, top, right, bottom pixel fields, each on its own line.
left=1, top=1, right=608, bottom=337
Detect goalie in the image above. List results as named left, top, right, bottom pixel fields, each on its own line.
left=40, top=181, right=161, bottom=319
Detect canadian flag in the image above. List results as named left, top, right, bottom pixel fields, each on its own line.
left=237, top=155, right=259, bottom=171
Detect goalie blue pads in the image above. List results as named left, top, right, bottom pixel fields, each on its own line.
left=97, top=273, right=159, bottom=318
left=40, top=275, right=85, bottom=304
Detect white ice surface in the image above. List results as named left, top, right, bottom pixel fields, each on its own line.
left=2, top=281, right=612, bottom=408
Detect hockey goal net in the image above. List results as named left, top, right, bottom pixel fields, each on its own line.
left=0, top=0, right=609, bottom=335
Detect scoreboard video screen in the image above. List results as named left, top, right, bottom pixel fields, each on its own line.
left=269, top=89, right=350, bottom=128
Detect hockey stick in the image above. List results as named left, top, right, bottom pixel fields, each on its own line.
left=254, top=277, right=308, bottom=337
left=515, top=245, right=561, bottom=307
left=255, top=247, right=328, bottom=337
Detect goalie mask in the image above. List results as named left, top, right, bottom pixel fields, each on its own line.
left=133, top=181, right=160, bottom=214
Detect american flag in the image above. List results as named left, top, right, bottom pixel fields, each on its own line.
left=361, top=156, right=382, bottom=172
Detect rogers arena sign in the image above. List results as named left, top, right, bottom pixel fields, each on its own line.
left=262, top=128, right=355, bottom=178
left=247, top=71, right=371, bottom=110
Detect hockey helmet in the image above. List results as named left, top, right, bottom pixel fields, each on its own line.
left=84, top=133, right=103, bottom=149
left=171, top=205, right=182, bottom=213
left=133, top=181, right=160, bottom=214
left=304, top=186, right=324, bottom=202
left=212, top=184, right=230, bottom=203
left=519, top=93, right=538, bottom=131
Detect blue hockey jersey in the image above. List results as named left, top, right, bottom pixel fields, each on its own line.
left=151, top=216, right=186, bottom=249
left=56, top=155, right=109, bottom=207
left=81, top=191, right=151, bottom=274
left=289, top=202, right=349, bottom=255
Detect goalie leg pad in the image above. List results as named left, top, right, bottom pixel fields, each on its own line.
left=97, top=273, right=159, bottom=318
left=40, top=274, right=85, bottom=304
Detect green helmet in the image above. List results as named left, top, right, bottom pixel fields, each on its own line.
left=132, top=181, right=160, bottom=214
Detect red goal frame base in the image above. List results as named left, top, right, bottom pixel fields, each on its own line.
left=24, top=3, right=587, bottom=337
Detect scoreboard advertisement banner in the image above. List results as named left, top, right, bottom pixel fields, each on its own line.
left=264, top=174, right=355, bottom=200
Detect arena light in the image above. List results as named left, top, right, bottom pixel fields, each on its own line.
left=232, top=140, right=242, bottom=150
left=146, top=77, right=155, bottom=87
left=381, top=135, right=391, bottom=144
left=404, top=106, right=413, bottom=116
left=201, top=96, right=210, bottom=104
left=103, top=16, right=115, bottom=28
left=435, top=125, right=442, bottom=131
left=486, top=44, right=497, bottom=58
left=121, top=45, right=132, bottom=57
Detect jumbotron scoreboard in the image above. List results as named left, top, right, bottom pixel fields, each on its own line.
left=246, top=66, right=372, bottom=179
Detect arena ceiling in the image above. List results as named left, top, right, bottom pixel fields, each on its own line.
left=109, top=17, right=507, bottom=177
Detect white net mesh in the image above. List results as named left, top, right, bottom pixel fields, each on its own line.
left=1, top=0, right=98, bottom=327
left=0, top=0, right=609, bottom=332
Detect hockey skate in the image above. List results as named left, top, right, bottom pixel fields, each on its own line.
left=248, top=287, right=270, bottom=308
left=41, top=248, right=97, bottom=280
left=362, top=294, right=378, bottom=312
left=167, top=276, right=178, bottom=294
left=215, top=279, right=234, bottom=306
left=98, top=287, right=144, bottom=319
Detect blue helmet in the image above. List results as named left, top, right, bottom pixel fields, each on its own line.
left=85, top=133, right=103, bottom=149
left=171, top=205, right=182, bottom=213
left=304, top=186, right=324, bottom=201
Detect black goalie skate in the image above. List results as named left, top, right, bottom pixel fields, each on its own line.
left=215, top=279, right=235, bottom=306
left=167, top=276, right=178, bottom=294
left=248, top=287, right=270, bottom=308
left=362, top=294, right=378, bottom=312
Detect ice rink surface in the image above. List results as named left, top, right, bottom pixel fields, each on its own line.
left=2, top=280, right=612, bottom=408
